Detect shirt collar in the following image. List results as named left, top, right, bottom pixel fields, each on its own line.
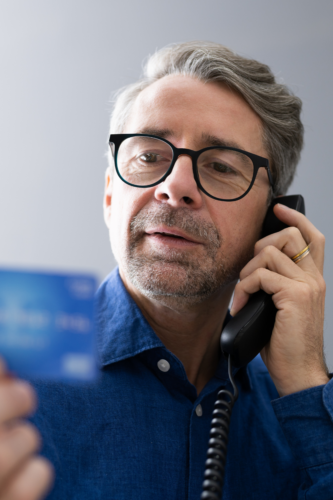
left=95, top=268, right=163, bottom=367
left=95, top=267, right=252, bottom=391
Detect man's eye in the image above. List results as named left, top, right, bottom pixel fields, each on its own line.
left=210, top=162, right=236, bottom=174
left=138, top=153, right=158, bottom=162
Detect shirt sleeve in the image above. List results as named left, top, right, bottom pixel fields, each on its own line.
left=271, top=377, right=333, bottom=499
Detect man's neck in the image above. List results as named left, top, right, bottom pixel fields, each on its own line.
left=120, top=268, right=235, bottom=394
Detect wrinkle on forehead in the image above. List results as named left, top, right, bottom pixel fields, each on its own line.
left=124, top=74, right=266, bottom=157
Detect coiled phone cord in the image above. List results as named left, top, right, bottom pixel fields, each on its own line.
left=200, top=355, right=239, bottom=500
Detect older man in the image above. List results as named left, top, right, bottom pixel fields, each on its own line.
left=0, top=42, right=331, bottom=500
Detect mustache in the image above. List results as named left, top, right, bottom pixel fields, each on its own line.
left=129, top=205, right=222, bottom=249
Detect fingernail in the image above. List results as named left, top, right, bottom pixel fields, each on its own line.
left=276, top=203, right=291, bottom=210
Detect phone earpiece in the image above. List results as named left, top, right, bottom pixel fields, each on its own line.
left=262, top=195, right=305, bottom=237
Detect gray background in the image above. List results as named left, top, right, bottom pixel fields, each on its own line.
left=1, top=1, right=333, bottom=367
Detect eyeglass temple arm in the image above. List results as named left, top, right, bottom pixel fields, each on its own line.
left=109, top=141, right=115, bottom=156
left=265, top=164, right=274, bottom=188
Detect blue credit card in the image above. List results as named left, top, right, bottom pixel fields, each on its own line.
left=0, top=268, right=98, bottom=382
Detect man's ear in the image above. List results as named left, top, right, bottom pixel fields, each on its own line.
left=103, top=167, right=113, bottom=227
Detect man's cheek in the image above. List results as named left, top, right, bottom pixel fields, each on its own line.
left=221, top=225, right=256, bottom=267
left=109, top=211, right=126, bottom=264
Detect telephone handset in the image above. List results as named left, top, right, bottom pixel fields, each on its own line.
left=220, top=194, right=305, bottom=368
left=201, top=195, right=305, bottom=500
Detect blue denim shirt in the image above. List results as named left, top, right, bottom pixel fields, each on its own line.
left=30, top=268, right=333, bottom=499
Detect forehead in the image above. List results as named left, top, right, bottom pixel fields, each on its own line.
left=124, top=74, right=265, bottom=155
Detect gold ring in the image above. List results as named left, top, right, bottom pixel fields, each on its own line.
left=291, top=245, right=310, bottom=264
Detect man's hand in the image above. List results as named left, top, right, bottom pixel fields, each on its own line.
left=230, top=203, right=329, bottom=397
left=0, top=359, right=53, bottom=499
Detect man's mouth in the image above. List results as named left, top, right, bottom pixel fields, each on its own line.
left=144, top=227, right=203, bottom=246
left=156, top=232, right=184, bottom=238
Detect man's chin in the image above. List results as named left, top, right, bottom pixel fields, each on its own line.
left=130, top=261, right=193, bottom=296
left=125, top=257, right=234, bottom=306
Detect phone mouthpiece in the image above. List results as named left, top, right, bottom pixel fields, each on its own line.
left=220, top=290, right=277, bottom=368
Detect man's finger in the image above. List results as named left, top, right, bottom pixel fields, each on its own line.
left=0, top=457, right=54, bottom=500
left=231, top=268, right=295, bottom=316
left=240, top=244, right=316, bottom=282
left=0, top=422, right=41, bottom=484
left=240, top=245, right=318, bottom=282
left=0, top=359, right=8, bottom=378
left=0, top=381, right=36, bottom=424
left=272, top=204, right=325, bottom=273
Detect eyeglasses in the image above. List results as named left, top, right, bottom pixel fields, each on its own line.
left=109, top=134, right=274, bottom=202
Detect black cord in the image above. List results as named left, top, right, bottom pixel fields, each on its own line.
left=200, top=355, right=239, bottom=500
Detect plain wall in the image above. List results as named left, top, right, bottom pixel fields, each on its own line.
left=1, top=0, right=333, bottom=367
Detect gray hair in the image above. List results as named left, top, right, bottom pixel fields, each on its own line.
left=108, top=41, right=304, bottom=196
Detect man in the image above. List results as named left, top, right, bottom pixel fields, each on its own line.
left=0, top=41, right=331, bottom=499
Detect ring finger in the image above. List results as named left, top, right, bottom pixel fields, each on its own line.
left=240, top=245, right=311, bottom=282
left=254, top=227, right=316, bottom=275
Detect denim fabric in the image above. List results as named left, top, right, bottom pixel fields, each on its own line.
left=30, top=268, right=333, bottom=499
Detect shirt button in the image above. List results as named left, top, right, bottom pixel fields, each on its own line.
left=157, top=359, right=170, bottom=372
left=195, top=404, right=203, bottom=417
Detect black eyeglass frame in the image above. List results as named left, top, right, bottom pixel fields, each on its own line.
left=109, top=133, right=274, bottom=202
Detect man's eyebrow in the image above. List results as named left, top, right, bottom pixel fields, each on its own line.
left=201, top=133, right=244, bottom=150
left=137, top=128, right=174, bottom=139
left=136, top=129, right=245, bottom=151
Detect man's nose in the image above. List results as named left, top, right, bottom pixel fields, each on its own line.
left=154, top=155, right=203, bottom=208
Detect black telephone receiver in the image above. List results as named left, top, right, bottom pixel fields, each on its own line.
left=220, top=194, right=305, bottom=368
left=201, top=195, right=306, bottom=500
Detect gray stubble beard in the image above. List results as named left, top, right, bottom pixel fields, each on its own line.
left=124, top=205, right=254, bottom=307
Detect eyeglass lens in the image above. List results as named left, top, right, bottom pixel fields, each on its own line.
left=117, top=136, right=254, bottom=200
